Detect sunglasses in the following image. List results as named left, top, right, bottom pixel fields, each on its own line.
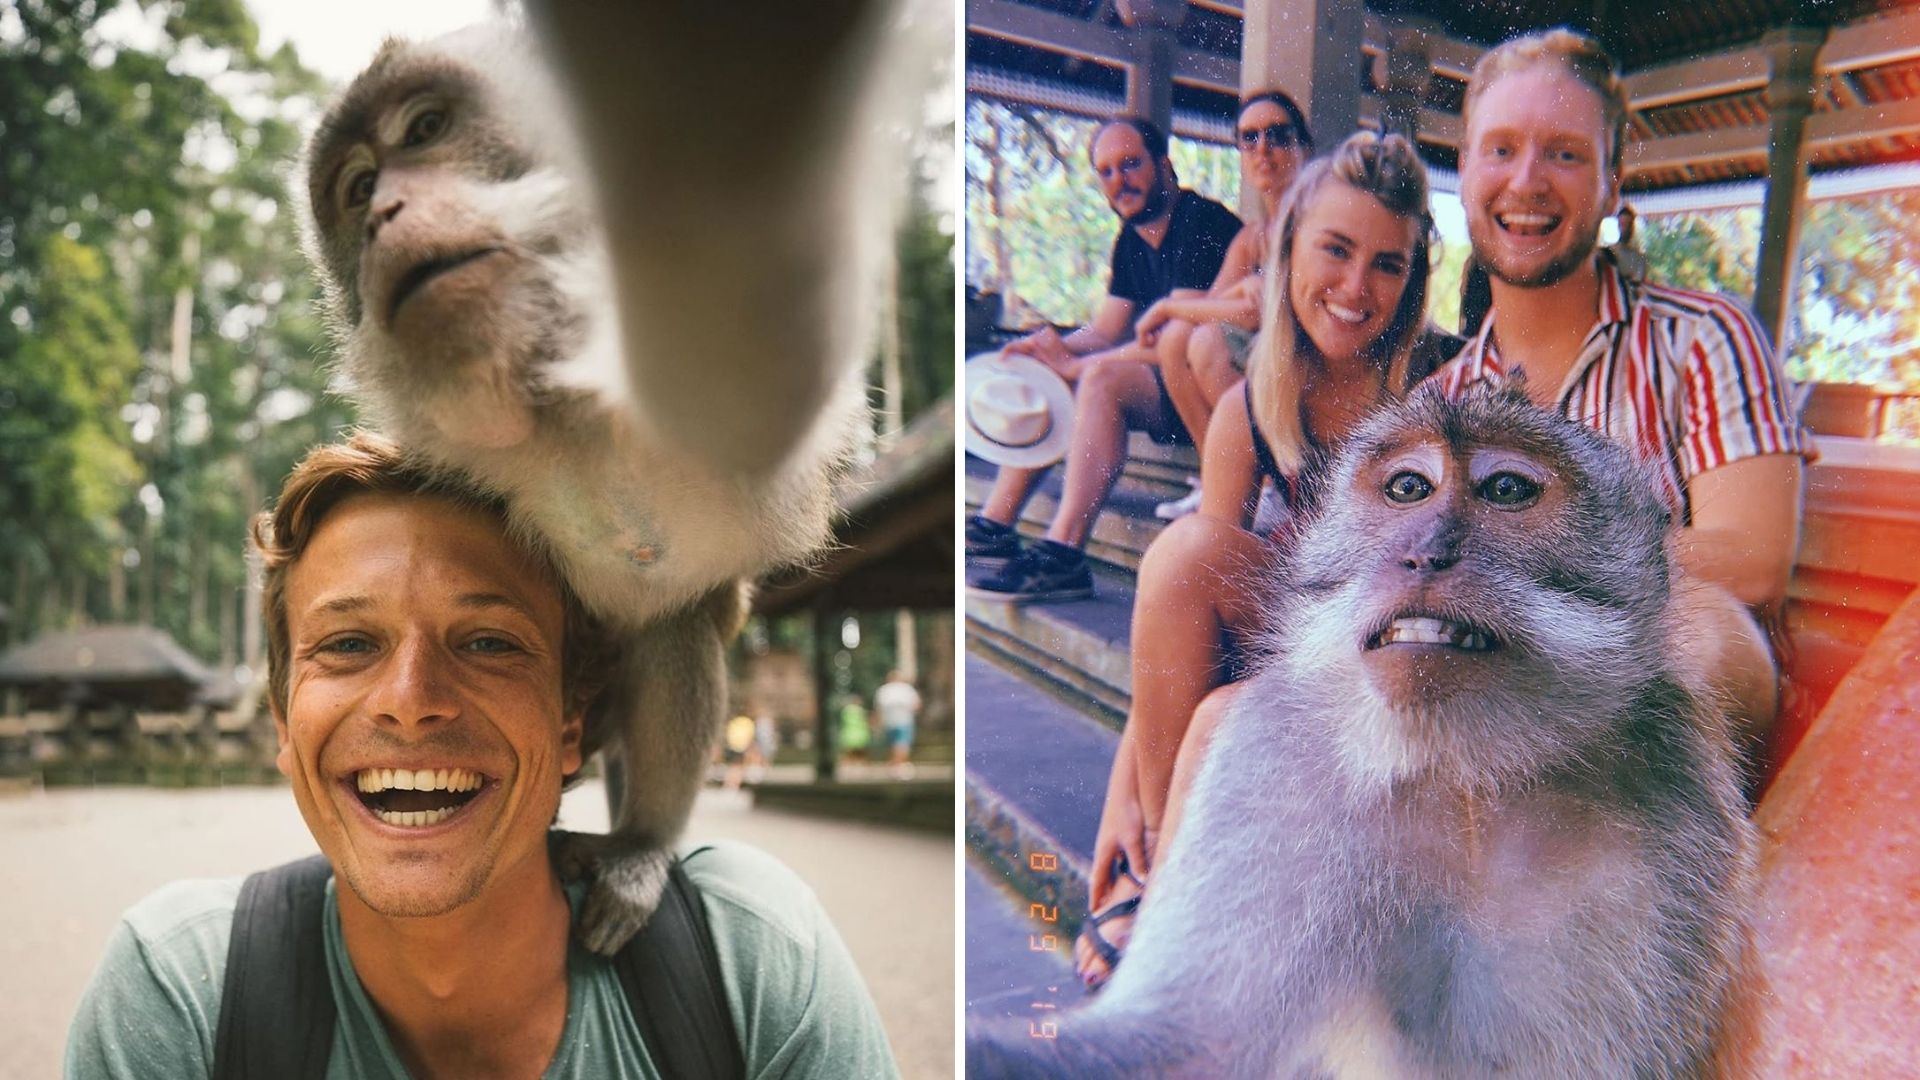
left=1238, top=123, right=1300, bottom=150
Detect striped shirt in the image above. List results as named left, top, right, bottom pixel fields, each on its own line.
left=1430, top=260, right=1812, bottom=522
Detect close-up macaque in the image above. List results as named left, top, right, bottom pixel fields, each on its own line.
left=296, top=4, right=905, bottom=953
left=968, top=386, right=1755, bottom=1078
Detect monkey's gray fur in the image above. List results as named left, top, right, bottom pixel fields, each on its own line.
left=296, top=6, right=909, bottom=954
left=969, top=385, right=1756, bottom=1079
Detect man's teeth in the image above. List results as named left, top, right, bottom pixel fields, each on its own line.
left=1377, top=616, right=1492, bottom=650
left=1498, top=212, right=1558, bottom=236
left=1326, top=301, right=1367, bottom=325
left=377, top=806, right=459, bottom=827
left=356, top=767, right=484, bottom=794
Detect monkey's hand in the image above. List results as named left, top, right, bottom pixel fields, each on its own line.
left=555, top=829, right=677, bottom=956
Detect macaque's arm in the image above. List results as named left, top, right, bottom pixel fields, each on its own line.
left=1676, top=452, right=1803, bottom=610
left=529, top=1, right=895, bottom=475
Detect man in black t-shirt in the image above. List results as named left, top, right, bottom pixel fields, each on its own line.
left=968, top=117, right=1240, bottom=602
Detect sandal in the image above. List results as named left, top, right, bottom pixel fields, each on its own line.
left=1075, top=852, right=1146, bottom=991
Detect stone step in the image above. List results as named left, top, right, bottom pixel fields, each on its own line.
left=964, top=853, right=1078, bottom=1021
left=965, top=561, right=1137, bottom=726
left=965, top=452, right=1177, bottom=573
left=963, top=650, right=1119, bottom=943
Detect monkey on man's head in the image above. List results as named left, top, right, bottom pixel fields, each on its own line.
left=294, top=6, right=908, bottom=954
left=969, top=385, right=1755, bottom=1079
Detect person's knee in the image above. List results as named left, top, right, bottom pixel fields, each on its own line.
left=1675, top=582, right=1779, bottom=741
left=1140, top=514, right=1240, bottom=595
left=1186, top=683, right=1238, bottom=758
left=1189, top=323, right=1232, bottom=377
left=1156, top=320, right=1195, bottom=371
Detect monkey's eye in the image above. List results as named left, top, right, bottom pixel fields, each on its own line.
left=344, top=169, right=377, bottom=208
left=1477, top=471, right=1540, bottom=507
left=404, top=109, right=448, bottom=148
left=1384, top=471, right=1434, bottom=504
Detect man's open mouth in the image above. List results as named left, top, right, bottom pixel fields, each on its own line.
left=1366, top=615, right=1498, bottom=652
left=386, top=248, right=501, bottom=322
left=1496, top=211, right=1561, bottom=238
left=354, top=767, right=488, bottom=828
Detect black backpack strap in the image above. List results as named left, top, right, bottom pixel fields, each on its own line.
left=613, top=857, right=746, bottom=1080
left=214, top=853, right=338, bottom=1080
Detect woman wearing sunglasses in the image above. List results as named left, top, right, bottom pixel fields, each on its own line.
left=1129, top=91, right=1313, bottom=516
left=1077, top=131, right=1465, bottom=990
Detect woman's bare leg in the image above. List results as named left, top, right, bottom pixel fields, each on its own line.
left=1187, top=321, right=1247, bottom=409
left=1127, top=514, right=1273, bottom=834
left=1159, top=681, right=1241, bottom=854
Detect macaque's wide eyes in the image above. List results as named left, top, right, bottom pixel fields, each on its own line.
left=343, top=169, right=378, bottom=209
left=1384, top=470, right=1434, bottom=504
left=404, top=109, right=448, bottom=148
left=1478, top=471, right=1540, bottom=507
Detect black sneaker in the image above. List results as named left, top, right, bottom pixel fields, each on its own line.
left=967, top=540, right=1094, bottom=603
left=965, top=515, right=1021, bottom=571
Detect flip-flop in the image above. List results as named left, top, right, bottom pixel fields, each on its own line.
left=1076, top=852, right=1146, bottom=990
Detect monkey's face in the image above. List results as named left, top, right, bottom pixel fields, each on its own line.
left=301, top=32, right=587, bottom=436
left=1273, top=387, right=1672, bottom=786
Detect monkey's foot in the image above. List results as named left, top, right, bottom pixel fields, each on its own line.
left=555, top=831, right=675, bottom=955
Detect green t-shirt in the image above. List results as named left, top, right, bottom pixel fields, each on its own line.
left=65, top=841, right=900, bottom=1079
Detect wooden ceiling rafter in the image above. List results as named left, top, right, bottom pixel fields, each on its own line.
left=965, top=0, right=1920, bottom=190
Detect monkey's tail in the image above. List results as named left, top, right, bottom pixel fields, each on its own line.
left=963, top=1005, right=1216, bottom=1079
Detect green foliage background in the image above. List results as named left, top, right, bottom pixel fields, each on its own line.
left=1, top=2, right=957, bottom=677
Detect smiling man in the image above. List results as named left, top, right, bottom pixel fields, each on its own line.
left=1433, top=28, right=1811, bottom=740
left=65, top=435, right=898, bottom=1080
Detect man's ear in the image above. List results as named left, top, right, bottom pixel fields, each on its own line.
left=271, top=695, right=294, bottom=779
left=559, top=707, right=585, bottom=779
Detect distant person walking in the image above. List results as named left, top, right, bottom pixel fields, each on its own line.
left=724, top=713, right=757, bottom=790
left=838, top=695, right=872, bottom=764
left=875, top=672, right=923, bottom=780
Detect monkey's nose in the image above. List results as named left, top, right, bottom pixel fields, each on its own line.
left=366, top=197, right=405, bottom=240
left=1401, top=516, right=1465, bottom=573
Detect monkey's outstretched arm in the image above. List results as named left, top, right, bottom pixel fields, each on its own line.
left=528, top=2, right=898, bottom=476
left=558, top=582, right=748, bottom=955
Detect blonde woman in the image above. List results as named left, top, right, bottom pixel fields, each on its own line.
left=1077, top=131, right=1463, bottom=988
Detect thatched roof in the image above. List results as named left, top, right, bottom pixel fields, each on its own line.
left=0, top=625, right=224, bottom=710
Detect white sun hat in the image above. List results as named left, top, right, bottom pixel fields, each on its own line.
left=963, top=351, right=1076, bottom=468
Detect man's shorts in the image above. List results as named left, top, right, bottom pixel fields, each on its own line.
left=1147, top=367, right=1196, bottom=447
left=884, top=725, right=914, bottom=750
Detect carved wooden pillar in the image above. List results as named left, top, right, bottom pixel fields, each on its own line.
left=1241, top=0, right=1364, bottom=152
left=1753, top=25, right=1827, bottom=349
left=1116, top=0, right=1187, bottom=134
left=1376, top=16, right=1436, bottom=145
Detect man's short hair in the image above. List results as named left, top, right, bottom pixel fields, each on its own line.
left=251, top=433, right=616, bottom=781
left=1463, top=27, right=1630, bottom=174
left=1089, top=115, right=1170, bottom=163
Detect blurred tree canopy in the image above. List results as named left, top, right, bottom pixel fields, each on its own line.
left=2, top=1, right=958, bottom=670
left=2, top=0, right=341, bottom=666
left=1635, top=194, right=1920, bottom=398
